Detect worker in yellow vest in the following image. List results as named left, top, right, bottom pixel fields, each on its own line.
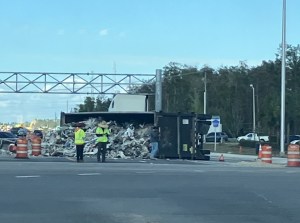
left=74, top=123, right=86, bottom=162
left=96, top=120, right=110, bottom=162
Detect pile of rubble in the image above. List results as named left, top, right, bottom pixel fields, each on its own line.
left=41, top=118, right=153, bottom=159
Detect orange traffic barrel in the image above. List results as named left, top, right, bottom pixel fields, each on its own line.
left=287, top=144, right=300, bottom=167
left=8, top=144, right=17, bottom=153
left=31, top=136, right=42, bottom=156
left=261, top=145, right=272, bottom=164
left=16, top=138, right=28, bottom=159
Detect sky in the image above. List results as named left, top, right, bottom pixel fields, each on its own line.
left=0, top=0, right=299, bottom=123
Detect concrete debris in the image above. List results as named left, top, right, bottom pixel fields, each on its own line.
left=40, top=118, right=152, bottom=159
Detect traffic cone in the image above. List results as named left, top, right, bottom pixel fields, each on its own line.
left=258, top=145, right=262, bottom=159
left=219, top=154, right=225, bottom=162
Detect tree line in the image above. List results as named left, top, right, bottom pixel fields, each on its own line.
left=76, top=45, right=300, bottom=139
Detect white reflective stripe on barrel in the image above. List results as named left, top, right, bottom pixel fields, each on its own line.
left=262, top=151, right=272, bottom=154
left=288, top=151, right=300, bottom=155
left=16, top=151, right=28, bottom=154
left=287, top=158, right=300, bottom=162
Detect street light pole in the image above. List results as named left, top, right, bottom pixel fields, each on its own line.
left=250, top=84, right=256, bottom=134
left=280, top=0, right=286, bottom=156
left=204, top=72, right=207, bottom=114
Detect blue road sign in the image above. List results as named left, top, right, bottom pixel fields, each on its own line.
left=212, top=119, right=219, bottom=128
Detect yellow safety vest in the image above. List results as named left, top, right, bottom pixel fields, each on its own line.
left=75, top=129, right=85, bottom=145
left=96, top=127, right=110, bottom=143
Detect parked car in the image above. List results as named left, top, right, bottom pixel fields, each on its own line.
left=206, top=132, right=228, bottom=142
left=10, top=127, right=29, bottom=137
left=0, top=131, right=18, bottom=149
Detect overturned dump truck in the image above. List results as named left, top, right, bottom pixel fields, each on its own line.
left=60, top=94, right=211, bottom=160
left=60, top=111, right=211, bottom=160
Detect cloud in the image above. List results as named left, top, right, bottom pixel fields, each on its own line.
left=99, top=29, right=108, bottom=36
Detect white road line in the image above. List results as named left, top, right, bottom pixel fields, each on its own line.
left=194, top=170, right=205, bottom=173
left=285, top=170, right=300, bottom=173
left=77, top=173, right=102, bottom=176
left=135, top=171, right=156, bottom=174
left=15, top=175, right=40, bottom=178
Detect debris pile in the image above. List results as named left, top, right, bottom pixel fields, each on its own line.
left=41, top=118, right=152, bottom=159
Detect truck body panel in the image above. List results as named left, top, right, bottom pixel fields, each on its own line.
left=108, top=94, right=148, bottom=112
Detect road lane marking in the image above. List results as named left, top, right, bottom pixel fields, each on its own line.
left=77, top=173, right=101, bottom=176
left=135, top=171, right=156, bottom=174
left=194, top=170, right=205, bottom=173
left=15, top=175, right=40, bottom=178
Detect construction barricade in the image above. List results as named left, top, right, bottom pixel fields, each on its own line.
left=261, top=145, right=272, bottom=164
left=8, top=143, right=17, bottom=153
left=16, top=138, right=28, bottom=159
left=257, top=144, right=262, bottom=159
left=287, top=144, right=300, bottom=167
left=31, top=136, right=42, bottom=156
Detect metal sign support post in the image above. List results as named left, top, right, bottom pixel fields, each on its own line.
left=212, top=119, right=219, bottom=152
left=214, top=127, right=217, bottom=152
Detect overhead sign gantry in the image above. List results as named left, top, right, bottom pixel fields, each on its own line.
left=0, top=72, right=156, bottom=94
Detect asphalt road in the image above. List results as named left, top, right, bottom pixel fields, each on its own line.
left=1, top=158, right=300, bottom=223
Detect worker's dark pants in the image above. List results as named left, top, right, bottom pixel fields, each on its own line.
left=97, top=142, right=107, bottom=162
left=76, top=144, right=84, bottom=161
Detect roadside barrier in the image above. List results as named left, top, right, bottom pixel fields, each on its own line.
left=258, top=144, right=262, bottom=159
left=8, top=143, right=17, bottom=153
left=16, top=138, right=28, bottom=159
left=287, top=144, right=300, bottom=167
left=31, top=136, right=42, bottom=156
left=261, top=145, right=272, bottom=164
left=219, top=154, right=224, bottom=162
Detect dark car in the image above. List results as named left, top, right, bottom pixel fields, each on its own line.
left=10, top=127, right=21, bottom=137
left=10, top=127, right=29, bottom=137
left=206, top=132, right=228, bottom=142
left=0, top=131, right=18, bottom=149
